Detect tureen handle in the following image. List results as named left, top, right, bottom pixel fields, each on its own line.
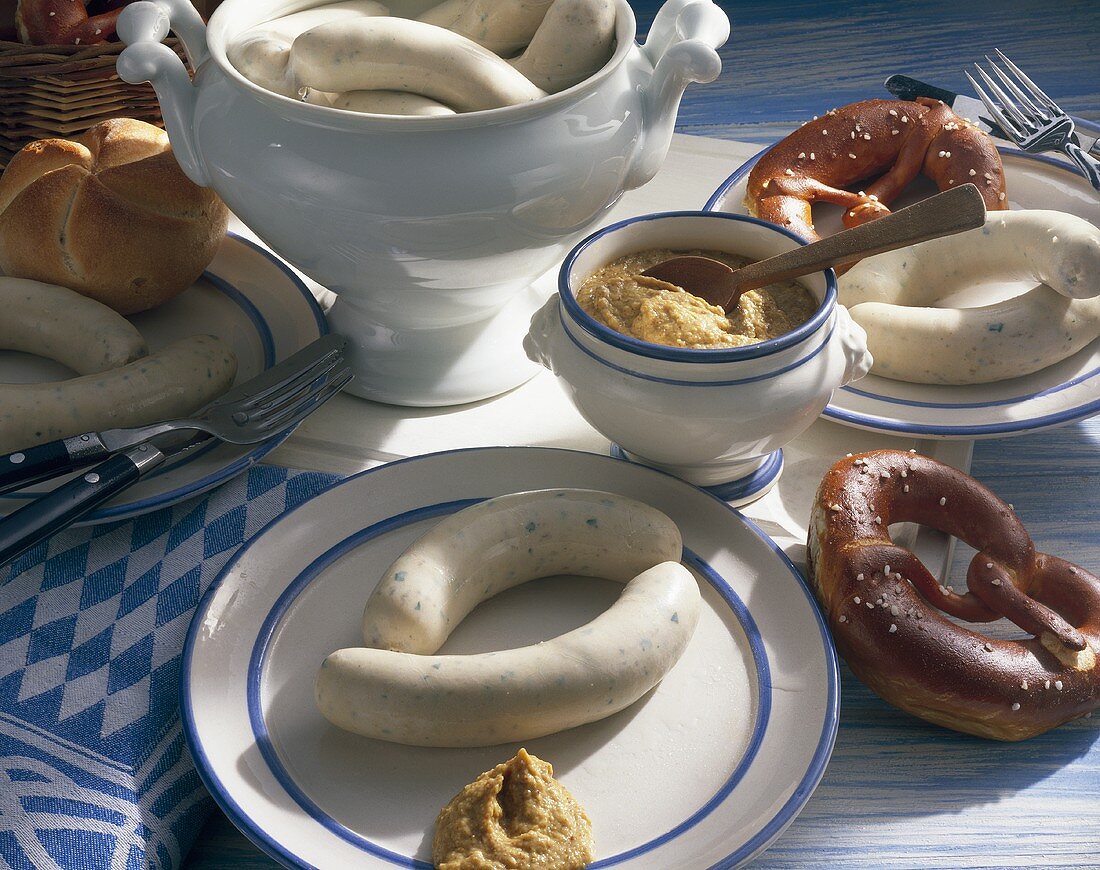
left=623, top=0, right=730, bottom=191
left=117, top=0, right=210, bottom=186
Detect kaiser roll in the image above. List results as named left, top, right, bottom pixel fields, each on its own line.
left=0, top=118, right=228, bottom=314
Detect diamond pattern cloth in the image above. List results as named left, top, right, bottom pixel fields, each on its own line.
left=0, top=464, right=338, bottom=869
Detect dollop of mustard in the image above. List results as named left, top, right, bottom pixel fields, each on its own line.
left=432, top=749, right=594, bottom=870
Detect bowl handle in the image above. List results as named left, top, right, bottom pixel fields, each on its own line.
left=523, top=297, right=563, bottom=373
left=623, top=0, right=729, bottom=191
left=117, top=0, right=210, bottom=186
left=836, top=305, right=874, bottom=385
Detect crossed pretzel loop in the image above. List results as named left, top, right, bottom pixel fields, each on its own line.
left=809, top=449, right=1100, bottom=741
left=745, top=98, right=1008, bottom=254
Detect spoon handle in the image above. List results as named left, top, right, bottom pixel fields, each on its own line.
left=730, top=183, right=987, bottom=294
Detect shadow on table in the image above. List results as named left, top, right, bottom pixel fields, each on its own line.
left=817, top=663, right=1100, bottom=817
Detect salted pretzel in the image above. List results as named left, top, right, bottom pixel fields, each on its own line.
left=808, top=449, right=1099, bottom=741
left=747, top=98, right=1007, bottom=246
left=15, top=0, right=127, bottom=45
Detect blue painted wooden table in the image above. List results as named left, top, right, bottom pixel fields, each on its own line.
left=185, top=1, right=1100, bottom=866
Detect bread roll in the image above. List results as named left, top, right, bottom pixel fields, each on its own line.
left=0, top=118, right=229, bottom=314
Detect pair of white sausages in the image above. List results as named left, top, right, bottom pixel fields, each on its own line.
left=228, top=0, right=616, bottom=115
left=0, top=277, right=237, bottom=453
left=840, top=210, right=1100, bottom=384
left=315, top=489, right=701, bottom=747
left=226, top=0, right=391, bottom=99
left=292, top=17, right=546, bottom=113
left=418, top=0, right=617, bottom=92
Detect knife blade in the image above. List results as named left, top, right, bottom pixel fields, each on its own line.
left=0, top=432, right=209, bottom=567
left=884, top=74, right=1100, bottom=158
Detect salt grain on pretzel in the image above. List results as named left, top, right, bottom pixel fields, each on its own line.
left=807, top=449, right=1100, bottom=741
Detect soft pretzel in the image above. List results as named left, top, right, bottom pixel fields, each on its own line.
left=808, top=449, right=1100, bottom=741
left=15, top=0, right=127, bottom=44
left=747, top=99, right=1007, bottom=246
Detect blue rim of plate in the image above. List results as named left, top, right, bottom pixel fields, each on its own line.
left=180, top=446, right=841, bottom=870
left=245, top=514, right=772, bottom=868
left=703, top=132, right=1100, bottom=438
left=0, top=231, right=326, bottom=521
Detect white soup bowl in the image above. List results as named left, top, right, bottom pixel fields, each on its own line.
left=524, top=211, right=873, bottom=502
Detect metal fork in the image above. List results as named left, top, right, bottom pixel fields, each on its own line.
left=0, top=333, right=352, bottom=496
left=128, top=336, right=352, bottom=446
left=967, top=50, right=1100, bottom=190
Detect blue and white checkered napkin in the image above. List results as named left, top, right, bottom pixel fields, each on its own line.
left=0, top=464, right=338, bottom=869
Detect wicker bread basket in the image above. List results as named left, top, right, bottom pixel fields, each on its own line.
left=0, top=0, right=225, bottom=169
left=0, top=37, right=191, bottom=168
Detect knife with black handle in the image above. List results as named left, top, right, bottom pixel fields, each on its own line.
left=885, top=74, right=1100, bottom=159
left=0, top=437, right=189, bottom=567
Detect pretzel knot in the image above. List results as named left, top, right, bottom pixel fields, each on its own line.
left=745, top=98, right=1007, bottom=267
left=808, top=449, right=1100, bottom=741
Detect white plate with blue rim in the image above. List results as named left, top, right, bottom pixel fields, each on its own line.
left=705, top=128, right=1100, bottom=439
left=0, top=231, right=326, bottom=523
left=182, top=446, right=839, bottom=869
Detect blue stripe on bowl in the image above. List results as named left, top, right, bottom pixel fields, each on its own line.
left=610, top=446, right=784, bottom=504
left=0, top=231, right=327, bottom=520
left=703, top=145, right=1100, bottom=438
left=561, top=307, right=837, bottom=387
left=180, top=447, right=840, bottom=870
left=558, top=211, right=838, bottom=364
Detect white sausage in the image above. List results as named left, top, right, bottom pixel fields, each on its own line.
left=0, top=335, right=237, bottom=452
left=290, top=17, right=546, bottom=112
left=840, top=210, right=1100, bottom=384
left=305, top=88, right=456, bottom=116
left=362, top=488, right=683, bottom=653
left=842, top=211, right=1100, bottom=306
left=0, top=277, right=147, bottom=374
left=227, top=34, right=299, bottom=98
left=227, top=0, right=389, bottom=98
left=509, top=0, right=616, bottom=93
left=417, top=0, right=554, bottom=57
left=316, top=561, right=701, bottom=746
left=851, top=288, right=1100, bottom=384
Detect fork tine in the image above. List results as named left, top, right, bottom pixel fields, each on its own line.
left=256, top=370, right=352, bottom=432
left=984, top=55, right=1049, bottom=122
left=249, top=354, right=344, bottom=414
left=251, top=361, right=351, bottom=423
left=973, top=65, right=1031, bottom=130
left=972, top=64, right=1029, bottom=129
left=966, top=71, right=1023, bottom=137
left=994, top=49, right=1062, bottom=113
left=237, top=346, right=344, bottom=410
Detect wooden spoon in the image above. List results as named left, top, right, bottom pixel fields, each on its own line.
left=643, top=183, right=988, bottom=311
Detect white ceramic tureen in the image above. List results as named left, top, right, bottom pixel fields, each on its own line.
left=115, top=0, right=730, bottom=406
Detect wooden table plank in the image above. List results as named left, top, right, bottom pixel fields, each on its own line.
left=672, top=0, right=1100, bottom=143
